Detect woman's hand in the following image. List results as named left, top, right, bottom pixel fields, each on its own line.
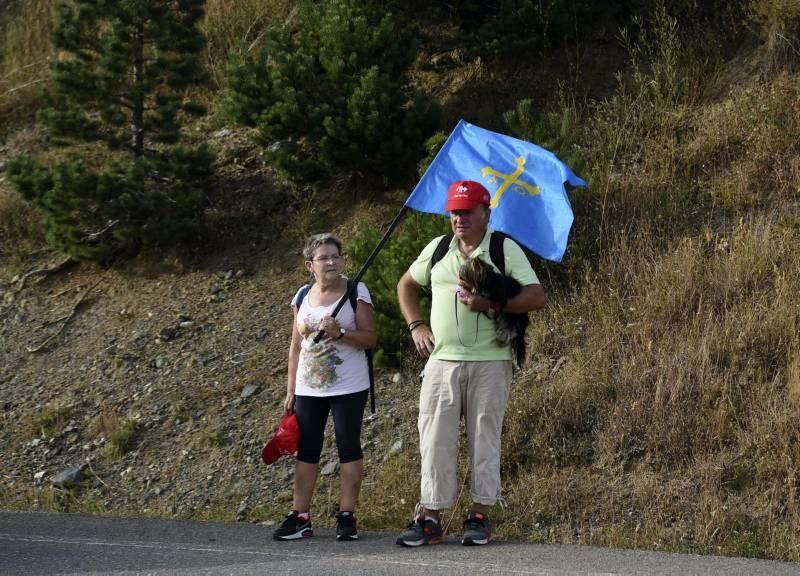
left=319, top=316, right=341, bottom=340
left=284, top=392, right=296, bottom=413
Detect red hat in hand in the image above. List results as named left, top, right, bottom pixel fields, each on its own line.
left=261, top=412, right=299, bottom=465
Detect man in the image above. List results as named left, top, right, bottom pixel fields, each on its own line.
left=396, top=180, right=546, bottom=547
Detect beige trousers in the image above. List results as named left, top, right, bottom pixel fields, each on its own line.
left=418, top=359, right=513, bottom=509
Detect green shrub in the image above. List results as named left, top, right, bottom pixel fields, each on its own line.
left=224, top=0, right=438, bottom=184
left=8, top=0, right=216, bottom=263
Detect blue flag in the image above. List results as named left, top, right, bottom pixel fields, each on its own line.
left=405, top=120, right=587, bottom=262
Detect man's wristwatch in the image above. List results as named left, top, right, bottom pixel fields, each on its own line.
left=336, top=327, right=346, bottom=340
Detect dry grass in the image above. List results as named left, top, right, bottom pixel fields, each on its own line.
left=89, top=410, right=139, bottom=460
left=0, top=186, right=44, bottom=266
left=0, top=0, right=55, bottom=133
left=491, top=12, right=800, bottom=558
left=202, top=0, right=293, bottom=87
left=26, top=402, right=72, bottom=440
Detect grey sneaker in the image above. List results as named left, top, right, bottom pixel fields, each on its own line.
left=396, top=516, right=443, bottom=547
left=461, top=512, right=491, bottom=545
left=273, top=511, right=313, bottom=540
left=336, top=511, right=358, bottom=541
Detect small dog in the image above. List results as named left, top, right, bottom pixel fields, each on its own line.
left=457, top=257, right=529, bottom=367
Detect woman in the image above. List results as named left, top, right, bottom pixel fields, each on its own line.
left=273, top=233, right=377, bottom=541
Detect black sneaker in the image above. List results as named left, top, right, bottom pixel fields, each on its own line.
left=461, top=512, right=491, bottom=545
left=335, top=511, right=358, bottom=541
left=396, top=516, right=443, bottom=547
left=273, top=511, right=313, bottom=540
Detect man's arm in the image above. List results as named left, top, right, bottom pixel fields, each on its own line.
left=503, top=283, right=545, bottom=313
left=397, top=270, right=435, bottom=357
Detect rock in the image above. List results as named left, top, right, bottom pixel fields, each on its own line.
left=155, top=356, right=165, bottom=369
left=385, top=439, right=404, bottom=460
left=33, top=470, right=47, bottom=481
left=392, top=372, right=402, bottom=384
left=267, top=140, right=295, bottom=155
left=214, top=128, right=232, bottom=138
left=224, top=270, right=234, bottom=281
left=256, top=328, right=269, bottom=340
left=52, top=466, right=85, bottom=488
left=236, top=501, right=249, bottom=522
left=240, top=384, right=259, bottom=400
left=62, top=420, right=79, bottom=434
left=320, top=460, right=339, bottom=476
left=158, top=327, right=178, bottom=342
left=179, top=321, right=195, bottom=329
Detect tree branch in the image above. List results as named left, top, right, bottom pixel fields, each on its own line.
left=26, top=279, right=103, bottom=353
left=0, top=78, right=47, bottom=99
left=10, top=257, right=75, bottom=290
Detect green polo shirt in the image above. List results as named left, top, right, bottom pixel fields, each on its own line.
left=409, top=228, right=540, bottom=361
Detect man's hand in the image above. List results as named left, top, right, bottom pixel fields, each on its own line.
left=411, top=323, right=435, bottom=357
left=457, top=287, right=493, bottom=313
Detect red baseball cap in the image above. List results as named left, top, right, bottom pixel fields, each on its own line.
left=445, top=181, right=491, bottom=211
left=261, top=412, right=299, bottom=465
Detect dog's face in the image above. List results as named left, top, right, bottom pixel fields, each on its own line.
left=457, top=257, right=494, bottom=296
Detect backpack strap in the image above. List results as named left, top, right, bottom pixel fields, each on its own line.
left=429, top=234, right=453, bottom=271
left=489, top=231, right=508, bottom=276
left=345, top=280, right=376, bottom=414
left=295, top=283, right=312, bottom=308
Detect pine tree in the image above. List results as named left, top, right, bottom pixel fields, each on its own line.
left=225, top=0, right=437, bottom=184
left=9, top=0, right=215, bottom=263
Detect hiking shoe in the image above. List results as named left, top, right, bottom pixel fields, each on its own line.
left=272, top=511, right=313, bottom=540
left=396, top=516, right=443, bottom=547
left=335, top=511, right=358, bottom=541
left=461, top=512, right=491, bottom=545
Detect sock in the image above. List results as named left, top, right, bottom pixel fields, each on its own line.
left=294, top=511, right=310, bottom=521
left=339, top=510, right=354, bottom=517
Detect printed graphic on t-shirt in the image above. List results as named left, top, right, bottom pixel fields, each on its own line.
left=297, top=316, right=343, bottom=390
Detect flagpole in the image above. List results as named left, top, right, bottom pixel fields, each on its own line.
left=313, top=204, right=411, bottom=343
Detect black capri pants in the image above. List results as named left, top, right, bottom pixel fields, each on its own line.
left=295, top=389, right=368, bottom=464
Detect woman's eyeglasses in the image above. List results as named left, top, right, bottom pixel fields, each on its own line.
left=311, top=254, right=342, bottom=263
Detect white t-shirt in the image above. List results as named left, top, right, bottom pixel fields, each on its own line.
left=291, top=281, right=372, bottom=397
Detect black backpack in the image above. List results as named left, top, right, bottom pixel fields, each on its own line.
left=296, top=279, right=376, bottom=414
left=429, top=230, right=509, bottom=274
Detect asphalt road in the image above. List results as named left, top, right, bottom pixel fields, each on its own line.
left=1, top=511, right=799, bottom=576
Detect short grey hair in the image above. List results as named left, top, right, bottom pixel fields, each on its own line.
left=302, top=233, right=342, bottom=261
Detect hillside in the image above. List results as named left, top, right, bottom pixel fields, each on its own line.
left=2, top=0, right=800, bottom=562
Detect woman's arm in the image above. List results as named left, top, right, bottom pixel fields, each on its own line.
left=285, top=306, right=302, bottom=413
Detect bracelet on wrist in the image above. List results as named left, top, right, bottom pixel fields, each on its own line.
left=407, top=320, right=426, bottom=332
